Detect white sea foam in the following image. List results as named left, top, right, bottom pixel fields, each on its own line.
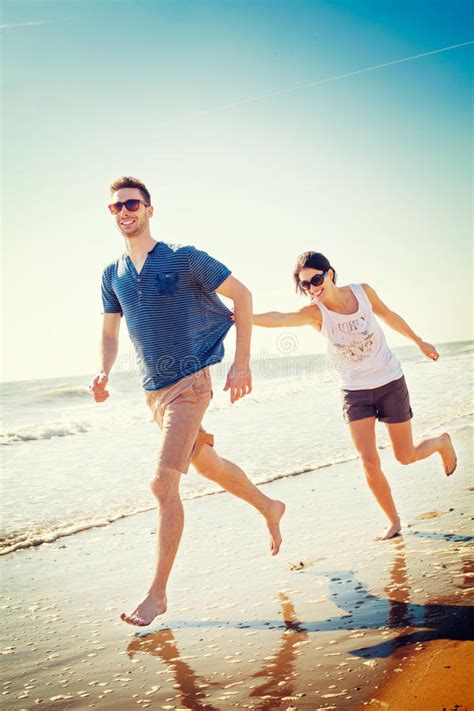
left=1, top=420, right=92, bottom=445
left=0, top=453, right=361, bottom=556
left=1, top=342, right=472, bottom=556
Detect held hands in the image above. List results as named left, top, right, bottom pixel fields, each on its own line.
left=224, top=362, right=252, bottom=403
left=90, top=373, right=110, bottom=403
left=418, top=340, right=439, bottom=361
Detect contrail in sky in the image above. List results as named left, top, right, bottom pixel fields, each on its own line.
left=0, top=19, right=72, bottom=29
left=196, top=39, right=474, bottom=115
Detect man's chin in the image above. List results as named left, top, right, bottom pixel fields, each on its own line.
left=120, top=227, right=141, bottom=238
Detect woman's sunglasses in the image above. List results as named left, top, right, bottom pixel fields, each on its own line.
left=108, top=199, right=149, bottom=215
left=299, top=271, right=328, bottom=291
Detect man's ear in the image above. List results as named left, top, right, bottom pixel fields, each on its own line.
left=147, top=205, right=154, bottom=218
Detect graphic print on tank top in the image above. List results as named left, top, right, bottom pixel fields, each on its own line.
left=315, top=283, right=403, bottom=390
left=331, top=313, right=375, bottom=364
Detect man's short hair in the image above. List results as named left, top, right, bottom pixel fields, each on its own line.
left=110, top=176, right=151, bottom=206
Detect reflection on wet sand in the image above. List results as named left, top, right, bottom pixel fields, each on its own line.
left=384, top=538, right=412, bottom=630
left=127, top=593, right=308, bottom=709
left=380, top=537, right=427, bottom=655
left=125, top=537, right=473, bottom=707
left=322, top=539, right=474, bottom=658
left=127, top=628, right=219, bottom=711
left=250, top=593, right=308, bottom=709
left=407, top=530, right=474, bottom=544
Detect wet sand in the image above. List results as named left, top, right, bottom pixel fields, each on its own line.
left=1, top=427, right=473, bottom=710
left=358, top=639, right=473, bottom=710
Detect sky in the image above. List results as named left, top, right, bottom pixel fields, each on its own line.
left=2, top=0, right=473, bottom=382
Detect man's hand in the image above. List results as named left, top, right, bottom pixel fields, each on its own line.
left=224, top=362, right=252, bottom=403
left=418, top=340, right=439, bottom=361
left=90, top=373, right=110, bottom=402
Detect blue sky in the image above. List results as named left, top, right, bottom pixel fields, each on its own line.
left=2, top=0, right=473, bottom=381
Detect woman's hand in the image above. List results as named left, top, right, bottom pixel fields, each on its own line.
left=418, top=340, right=439, bottom=361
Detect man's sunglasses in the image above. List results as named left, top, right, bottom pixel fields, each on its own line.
left=108, top=199, right=149, bottom=215
left=299, top=271, right=328, bottom=291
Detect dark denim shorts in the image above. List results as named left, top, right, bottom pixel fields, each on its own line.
left=342, top=375, right=413, bottom=424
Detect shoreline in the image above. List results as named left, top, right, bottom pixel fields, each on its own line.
left=2, top=417, right=471, bottom=559
left=1, top=427, right=473, bottom=710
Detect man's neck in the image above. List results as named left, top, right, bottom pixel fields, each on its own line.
left=124, top=231, right=157, bottom=261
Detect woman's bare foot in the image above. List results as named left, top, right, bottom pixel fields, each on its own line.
left=439, top=433, right=457, bottom=476
left=264, top=500, right=286, bottom=555
left=120, top=592, right=167, bottom=627
left=375, top=518, right=401, bottom=541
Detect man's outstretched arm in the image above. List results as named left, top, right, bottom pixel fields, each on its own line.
left=216, top=275, right=252, bottom=403
left=90, top=312, right=122, bottom=402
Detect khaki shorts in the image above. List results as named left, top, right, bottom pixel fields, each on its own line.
left=145, top=368, right=214, bottom=473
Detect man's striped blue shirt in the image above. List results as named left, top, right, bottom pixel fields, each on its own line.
left=101, top=242, right=233, bottom=391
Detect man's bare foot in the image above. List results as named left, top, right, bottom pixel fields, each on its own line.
left=264, top=500, right=286, bottom=555
left=120, top=592, right=167, bottom=627
left=375, top=518, right=401, bottom=541
left=439, top=433, right=457, bottom=476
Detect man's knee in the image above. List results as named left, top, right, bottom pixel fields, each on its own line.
left=150, top=467, right=181, bottom=501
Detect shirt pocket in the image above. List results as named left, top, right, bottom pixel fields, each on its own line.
left=156, top=271, right=180, bottom=296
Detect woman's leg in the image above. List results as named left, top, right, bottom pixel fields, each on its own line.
left=348, top=417, right=401, bottom=540
left=385, top=421, right=457, bottom=475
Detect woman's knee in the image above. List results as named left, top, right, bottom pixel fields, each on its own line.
left=393, top=449, right=416, bottom=465
left=360, top=452, right=381, bottom=476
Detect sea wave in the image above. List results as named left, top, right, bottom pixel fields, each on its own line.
left=2, top=393, right=472, bottom=447
left=0, top=453, right=360, bottom=556
left=0, top=504, right=155, bottom=556
left=2, top=412, right=472, bottom=556
left=0, top=412, right=147, bottom=446
left=1, top=375, right=332, bottom=446
left=35, top=384, right=91, bottom=401
left=457, top=343, right=474, bottom=354
left=0, top=420, right=93, bottom=445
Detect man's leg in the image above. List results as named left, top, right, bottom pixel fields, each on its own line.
left=191, top=442, right=285, bottom=555
left=348, top=417, right=401, bottom=541
left=121, top=466, right=182, bottom=626
left=121, top=371, right=217, bottom=626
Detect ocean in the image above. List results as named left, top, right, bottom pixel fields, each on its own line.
left=1, top=341, right=472, bottom=556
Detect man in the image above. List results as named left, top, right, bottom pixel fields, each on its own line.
left=91, top=176, right=285, bottom=627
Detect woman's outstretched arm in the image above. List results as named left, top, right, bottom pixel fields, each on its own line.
left=253, top=304, right=321, bottom=329
left=362, top=283, right=439, bottom=360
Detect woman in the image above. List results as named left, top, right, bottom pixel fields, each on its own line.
left=252, top=251, right=457, bottom=540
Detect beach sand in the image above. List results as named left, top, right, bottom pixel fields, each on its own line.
left=357, top=639, right=473, bottom=710
left=1, top=427, right=473, bottom=710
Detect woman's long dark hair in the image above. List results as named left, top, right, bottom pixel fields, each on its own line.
left=293, top=251, right=337, bottom=295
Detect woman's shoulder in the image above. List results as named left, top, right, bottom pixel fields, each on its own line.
left=302, top=302, right=322, bottom=329
left=358, top=283, right=377, bottom=305
left=346, top=282, right=373, bottom=302
left=341, top=283, right=359, bottom=293
left=335, top=283, right=363, bottom=301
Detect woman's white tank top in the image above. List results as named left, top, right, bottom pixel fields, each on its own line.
left=316, top=283, right=403, bottom=390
